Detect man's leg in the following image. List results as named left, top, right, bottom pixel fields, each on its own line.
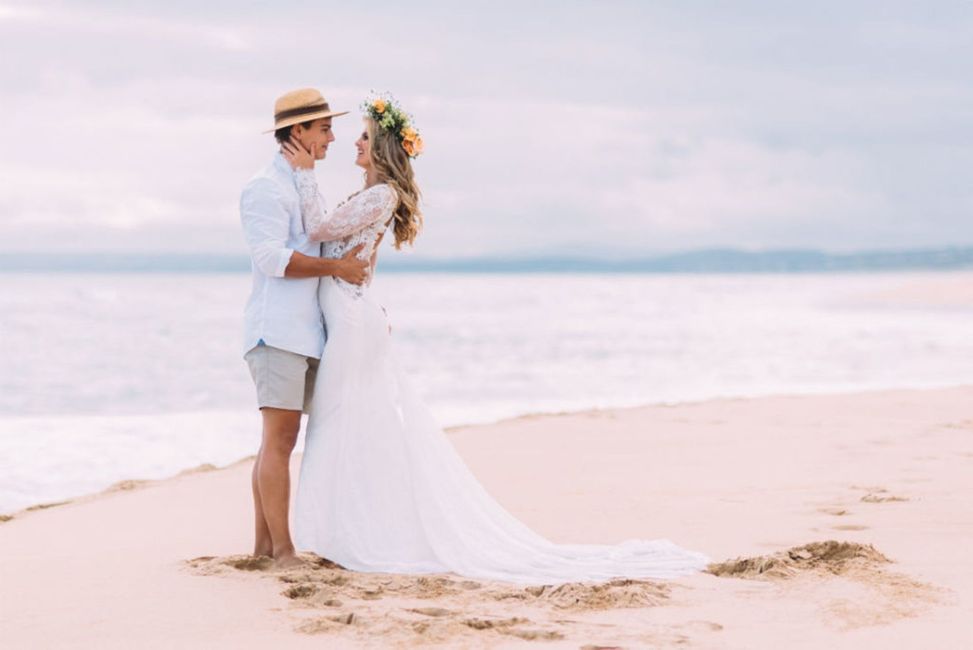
left=251, top=450, right=273, bottom=557
left=256, top=407, right=302, bottom=567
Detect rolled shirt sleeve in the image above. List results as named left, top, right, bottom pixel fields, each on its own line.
left=240, top=178, right=294, bottom=278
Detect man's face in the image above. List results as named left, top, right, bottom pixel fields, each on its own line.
left=293, top=117, right=334, bottom=160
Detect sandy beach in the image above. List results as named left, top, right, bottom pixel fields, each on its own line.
left=1, top=386, right=971, bottom=648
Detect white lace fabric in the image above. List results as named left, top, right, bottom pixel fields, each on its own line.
left=293, top=170, right=398, bottom=297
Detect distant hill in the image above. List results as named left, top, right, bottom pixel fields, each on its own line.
left=382, top=247, right=973, bottom=273
left=1, top=247, right=971, bottom=273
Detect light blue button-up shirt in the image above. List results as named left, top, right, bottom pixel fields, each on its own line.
left=240, top=153, right=326, bottom=359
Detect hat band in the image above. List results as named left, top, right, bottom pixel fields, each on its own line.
left=274, top=102, right=331, bottom=123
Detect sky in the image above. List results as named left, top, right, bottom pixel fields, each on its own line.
left=0, top=0, right=971, bottom=259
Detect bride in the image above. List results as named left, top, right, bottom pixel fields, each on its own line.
left=281, top=95, right=707, bottom=585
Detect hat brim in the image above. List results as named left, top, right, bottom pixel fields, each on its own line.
left=262, top=109, right=350, bottom=134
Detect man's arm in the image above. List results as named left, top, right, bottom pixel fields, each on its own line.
left=285, top=246, right=368, bottom=284
left=241, top=178, right=369, bottom=285
left=240, top=179, right=295, bottom=278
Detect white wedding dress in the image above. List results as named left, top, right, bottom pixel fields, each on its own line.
left=292, top=177, right=708, bottom=585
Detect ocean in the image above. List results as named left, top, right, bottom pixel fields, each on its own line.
left=1, top=270, right=972, bottom=513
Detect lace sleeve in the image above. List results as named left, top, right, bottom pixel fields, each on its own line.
left=293, top=169, right=329, bottom=235
left=307, top=184, right=398, bottom=242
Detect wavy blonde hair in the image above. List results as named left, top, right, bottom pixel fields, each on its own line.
left=366, top=117, right=422, bottom=249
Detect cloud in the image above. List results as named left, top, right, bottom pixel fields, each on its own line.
left=0, top=0, right=971, bottom=256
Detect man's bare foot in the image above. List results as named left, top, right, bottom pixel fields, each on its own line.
left=273, top=551, right=304, bottom=569
left=253, top=545, right=273, bottom=558
left=254, top=530, right=273, bottom=558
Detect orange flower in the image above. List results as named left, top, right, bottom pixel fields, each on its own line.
left=373, top=99, right=386, bottom=113
left=401, top=126, right=417, bottom=141
left=401, top=134, right=424, bottom=157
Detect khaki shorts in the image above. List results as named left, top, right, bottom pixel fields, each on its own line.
left=244, top=343, right=319, bottom=413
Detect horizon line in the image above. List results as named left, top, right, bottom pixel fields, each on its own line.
left=1, top=246, right=971, bottom=274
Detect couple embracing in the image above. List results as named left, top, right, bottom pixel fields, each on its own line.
left=239, top=87, right=707, bottom=584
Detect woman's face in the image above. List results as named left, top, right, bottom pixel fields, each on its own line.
left=354, top=123, right=372, bottom=169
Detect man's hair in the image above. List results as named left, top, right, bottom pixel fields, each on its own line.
left=274, top=120, right=315, bottom=144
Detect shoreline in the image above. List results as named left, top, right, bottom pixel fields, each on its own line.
left=4, top=382, right=973, bottom=520
left=3, top=382, right=971, bottom=519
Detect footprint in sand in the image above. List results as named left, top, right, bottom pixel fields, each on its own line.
left=408, top=607, right=453, bottom=617
left=462, top=617, right=564, bottom=641
left=850, top=485, right=909, bottom=504
left=502, top=628, right=564, bottom=641
left=227, top=556, right=275, bottom=571
left=512, top=578, right=670, bottom=611
left=282, top=584, right=317, bottom=599
left=463, top=616, right=529, bottom=630
left=860, top=493, right=909, bottom=503
left=831, top=524, right=869, bottom=531
left=186, top=554, right=279, bottom=572
left=297, top=612, right=357, bottom=634
left=681, top=620, right=724, bottom=632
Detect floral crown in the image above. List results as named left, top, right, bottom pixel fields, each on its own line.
left=361, top=93, right=424, bottom=159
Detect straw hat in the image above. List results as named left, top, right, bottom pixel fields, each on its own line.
left=264, top=88, right=349, bottom=133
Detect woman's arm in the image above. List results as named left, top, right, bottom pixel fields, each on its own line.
left=281, top=138, right=397, bottom=242
left=307, top=184, right=397, bottom=242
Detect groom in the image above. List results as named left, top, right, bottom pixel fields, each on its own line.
left=240, top=88, right=367, bottom=567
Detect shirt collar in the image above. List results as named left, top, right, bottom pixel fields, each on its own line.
left=273, top=151, right=295, bottom=179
